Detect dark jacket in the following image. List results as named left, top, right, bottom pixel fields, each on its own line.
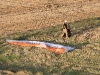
left=63, top=23, right=71, bottom=38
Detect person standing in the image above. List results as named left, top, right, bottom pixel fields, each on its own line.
left=61, top=20, right=71, bottom=38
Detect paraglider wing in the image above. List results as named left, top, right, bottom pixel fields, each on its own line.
left=6, top=39, right=75, bottom=54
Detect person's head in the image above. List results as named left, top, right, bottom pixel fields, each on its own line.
left=64, top=20, right=67, bottom=23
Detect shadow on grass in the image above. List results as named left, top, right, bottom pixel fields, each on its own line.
left=9, top=25, right=62, bottom=40
left=97, top=17, right=100, bottom=20
left=71, top=41, right=90, bottom=49
left=14, top=34, right=29, bottom=40
left=71, top=23, right=100, bottom=36
left=0, top=61, right=89, bottom=75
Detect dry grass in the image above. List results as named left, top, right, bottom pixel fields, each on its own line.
left=0, top=17, right=100, bottom=75
left=0, top=0, right=100, bottom=75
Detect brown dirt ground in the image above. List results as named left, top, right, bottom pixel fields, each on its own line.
left=0, top=0, right=100, bottom=75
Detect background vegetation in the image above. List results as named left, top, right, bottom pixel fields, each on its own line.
left=0, top=17, right=100, bottom=75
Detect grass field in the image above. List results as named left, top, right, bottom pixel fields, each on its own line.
left=0, top=17, right=100, bottom=75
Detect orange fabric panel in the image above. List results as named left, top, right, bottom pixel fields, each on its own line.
left=9, top=41, right=65, bottom=54
left=9, top=42, right=39, bottom=47
left=55, top=48, right=65, bottom=54
left=46, top=46, right=65, bottom=54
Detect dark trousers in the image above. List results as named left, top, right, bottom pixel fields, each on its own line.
left=67, top=29, right=71, bottom=38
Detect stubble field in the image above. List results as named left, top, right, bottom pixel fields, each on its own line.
left=0, top=0, right=100, bottom=75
